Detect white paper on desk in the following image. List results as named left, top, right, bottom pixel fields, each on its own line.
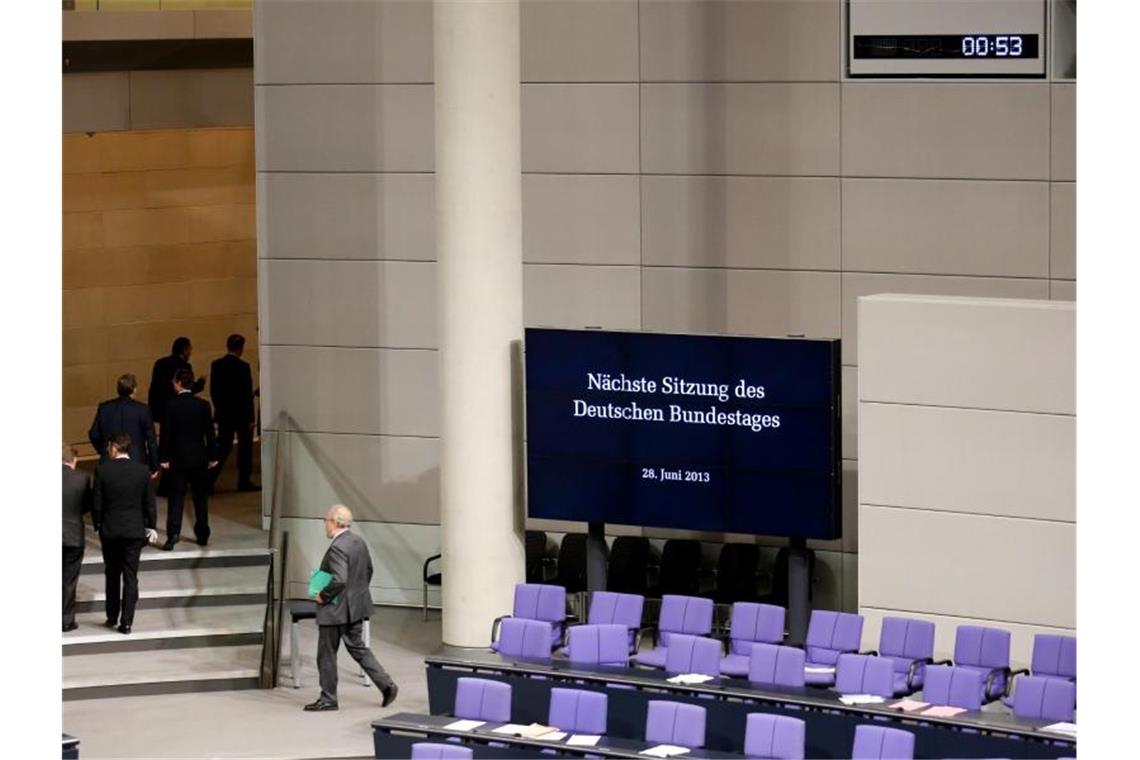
left=804, top=666, right=836, bottom=674
left=566, top=735, right=602, bottom=747
left=536, top=731, right=568, bottom=742
left=838, top=694, right=886, bottom=706
left=640, top=744, right=691, bottom=758
left=491, top=723, right=531, bottom=735
left=1041, top=722, right=1077, bottom=736
left=666, top=673, right=714, bottom=685
left=444, top=719, right=485, bottom=731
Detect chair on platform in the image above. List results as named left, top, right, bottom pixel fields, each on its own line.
left=526, top=530, right=554, bottom=584
left=585, top=591, right=645, bottom=653
left=644, top=701, right=707, bottom=749
left=631, top=594, right=714, bottom=669
left=803, top=610, right=864, bottom=686
left=952, top=625, right=1012, bottom=703
left=490, top=583, right=566, bottom=652
left=743, top=713, right=805, bottom=760
left=422, top=553, right=442, bottom=621
left=704, top=543, right=761, bottom=606
left=1010, top=676, right=1076, bottom=723
left=565, top=623, right=631, bottom=667
left=288, top=600, right=370, bottom=688
left=647, top=539, right=703, bottom=598
left=664, top=634, right=722, bottom=678
left=453, top=677, right=512, bottom=722
left=720, top=603, right=786, bottom=677
left=851, top=725, right=915, bottom=760
left=555, top=533, right=589, bottom=619
left=548, top=688, right=608, bottom=735
left=921, top=665, right=984, bottom=712
left=608, top=536, right=651, bottom=596
left=870, top=616, right=936, bottom=696
left=1005, top=633, right=1078, bottom=708
left=411, top=743, right=473, bottom=760
left=495, top=618, right=554, bottom=660
left=834, top=654, right=895, bottom=699
left=748, top=643, right=807, bottom=688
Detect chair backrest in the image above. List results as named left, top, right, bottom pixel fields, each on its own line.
left=548, top=687, right=608, bottom=735
left=497, top=618, right=553, bottom=660
left=411, top=743, right=474, bottom=760
left=644, top=700, right=706, bottom=749
left=566, top=623, right=630, bottom=667
left=525, top=530, right=548, bottom=584
left=804, top=610, right=864, bottom=665
left=716, top=543, right=760, bottom=600
left=454, top=677, right=512, bottom=722
left=1011, top=675, right=1076, bottom=722
left=729, top=602, right=786, bottom=655
left=851, top=725, right=915, bottom=760
left=556, top=533, right=588, bottom=593
left=953, top=625, right=1011, bottom=670
left=921, top=665, right=983, bottom=711
left=878, top=617, right=935, bottom=667
left=588, top=591, right=645, bottom=630
left=1031, top=634, right=1077, bottom=680
left=664, top=634, right=722, bottom=677
left=513, top=583, right=567, bottom=626
left=658, top=594, right=714, bottom=646
left=834, top=654, right=895, bottom=698
left=608, top=536, right=651, bottom=595
left=657, top=539, right=703, bottom=596
left=748, top=643, right=806, bottom=688
left=743, top=713, right=805, bottom=760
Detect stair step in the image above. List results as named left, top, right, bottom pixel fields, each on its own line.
left=81, top=546, right=271, bottom=574
left=63, top=645, right=263, bottom=700
left=64, top=604, right=265, bottom=654
left=76, top=564, right=266, bottom=611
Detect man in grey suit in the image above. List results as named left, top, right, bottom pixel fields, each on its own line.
left=305, top=504, right=398, bottom=712
left=63, top=446, right=92, bottom=632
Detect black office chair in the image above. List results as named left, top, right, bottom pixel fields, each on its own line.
left=647, top=539, right=703, bottom=599
left=525, top=530, right=553, bottom=583
left=554, top=532, right=588, bottom=619
left=607, top=536, right=650, bottom=596
left=705, top=543, right=760, bottom=605
left=422, top=554, right=441, bottom=621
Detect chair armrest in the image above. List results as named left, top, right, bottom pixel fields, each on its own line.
left=860, top=650, right=879, bottom=656
left=1005, top=667, right=1028, bottom=697
left=422, top=553, right=441, bottom=582
left=905, top=657, right=935, bottom=690
left=490, top=614, right=511, bottom=645
left=931, top=658, right=952, bottom=666
left=984, top=667, right=1012, bottom=700
left=635, top=625, right=657, bottom=652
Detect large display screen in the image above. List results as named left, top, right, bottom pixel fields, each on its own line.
left=525, top=329, right=842, bottom=539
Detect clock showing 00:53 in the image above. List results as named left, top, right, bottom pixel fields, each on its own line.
left=962, top=35, right=1025, bottom=57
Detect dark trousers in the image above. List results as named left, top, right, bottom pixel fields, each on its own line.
left=63, top=544, right=84, bottom=627
left=167, top=465, right=210, bottom=542
left=317, top=619, right=394, bottom=703
left=101, top=537, right=145, bottom=626
left=213, top=420, right=253, bottom=487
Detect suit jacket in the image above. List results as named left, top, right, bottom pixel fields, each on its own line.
left=316, top=531, right=375, bottom=626
left=210, top=354, right=255, bottom=425
left=88, top=396, right=158, bottom=470
left=62, top=465, right=92, bottom=548
left=159, top=392, right=217, bottom=469
left=147, top=354, right=205, bottom=423
left=92, top=457, right=155, bottom=541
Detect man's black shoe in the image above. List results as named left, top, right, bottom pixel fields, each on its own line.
left=161, top=537, right=179, bottom=551
left=237, top=482, right=262, bottom=492
left=302, top=699, right=338, bottom=712
left=117, top=624, right=132, bottom=635
left=381, top=683, right=399, bottom=708
left=63, top=622, right=78, bottom=632
left=196, top=537, right=209, bottom=547
left=104, top=619, right=117, bottom=629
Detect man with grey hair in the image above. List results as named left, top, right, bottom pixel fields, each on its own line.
left=305, top=504, right=398, bottom=711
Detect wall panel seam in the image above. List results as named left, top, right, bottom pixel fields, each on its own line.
left=858, top=604, right=1074, bottom=631
left=858, top=399, right=1074, bottom=417
left=860, top=502, right=1075, bottom=526
left=262, top=429, right=439, bottom=441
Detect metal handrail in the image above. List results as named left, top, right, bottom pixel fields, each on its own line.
left=258, top=412, right=288, bottom=688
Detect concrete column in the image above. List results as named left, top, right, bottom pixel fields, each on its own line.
left=434, top=0, right=526, bottom=647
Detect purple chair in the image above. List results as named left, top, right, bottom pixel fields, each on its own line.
left=631, top=594, right=714, bottom=669
left=803, top=610, right=864, bottom=686
left=453, top=677, right=512, bottom=722
left=872, top=617, right=935, bottom=696
left=496, top=618, right=554, bottom=660
left=720, top=603, right=786, bottom=677
left=1011, top=676, right=1076, bottom=723
left=851, top=725, right=915, bottom=760
left=835, top=654, right=895, bottom=699
left=1028, top=633, right=1077, bottom=682
left=587, top=591, right=645, bottom=653
left=411, top=743, right=474, bottom=760
left=921, top=665, right=983, bottom=711
left=664, top=634, right=722, bottom=677
left=548, top=687, right=608, bottom=734
left=565, top=623, right=631, bottom=667
left=491, top=583, right=566, bottom=652
left=644, top=700, right=706, bottom=749
left=952, top=625, right=1011, bottom=703
left=743, top=713, right=805, bottom=760
left=749, top=643, right=806, bottom=688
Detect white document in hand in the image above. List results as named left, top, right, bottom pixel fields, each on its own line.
left=639, top=745, right=691, bottom=758
left=566, top=735, right=602, bottom=747
left=444, top=719, right=485, bottom=731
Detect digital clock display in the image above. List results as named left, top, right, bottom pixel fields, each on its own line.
left=853, top=34, right=1040, bottom=60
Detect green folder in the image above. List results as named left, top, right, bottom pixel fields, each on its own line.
left=309, top=569, right=336, bottom=601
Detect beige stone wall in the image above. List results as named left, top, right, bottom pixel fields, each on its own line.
left=62, top=127, right=258, bottom=453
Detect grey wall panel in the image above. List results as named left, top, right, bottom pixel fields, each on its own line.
left=842, top=179, right=1050, bottom=277
left=842, top=552, right=858, bottom=613
left=841, top=366, right=857, bottom=460
left=842, top=84, right=1050, bottom=180
left=1051, top=280, right=1076, bottom=301
left=129, top=69, right=254, bottom=130
left=258, top=173, right=434, bottom=261
left=641, top=83, right=840, bottom=175
left=261, top=346, right=438, bottom=437
left=522, top=84, right=639, bottom=173
left=841, top=273, right=1050, bottom=365
left=841, top=460, right=858, bottom=554
left=641, top=176, right=840, bottom=270
left=1051, top=84, right=1076, bottom=181
left=63, top=73, right=130, bottom=133
left=860, top=505, right=1074, bottom=629
left=523, top=175, right=640, bottom=265
left=254, top=0, right=432, bottom=84
left=642, top=268, right=840, bottom=340
left=523, top=264, right=641, bottom=330
left=1050, top=183, right=1076, bottom=279
left=639, top=0, right=841, bottom=82
left=520, top=0, right=638, bottom=83
left=256, top=84, right=434, bottom=172
left=261, top=259, right=436, bottom=349
left=859, top=295, right=1075, bottom=414
left=860, top=403, right=1075, bottom=522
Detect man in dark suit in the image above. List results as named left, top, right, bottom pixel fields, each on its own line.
left=210, top=334, right=259, bottom=492
left=63, top=446, right=92, bottom=632
left=147, top=336, right=206, bottom=426
left=305, top=504, right=398, bottom=712
left=89, top=373, right=159, bottom=473
left=159, top=368, right=218, bottom=549
left=92, top=433, right=157, bottom=635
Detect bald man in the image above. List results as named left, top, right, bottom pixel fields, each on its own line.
left=305, top=504, right=398, bottom=712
